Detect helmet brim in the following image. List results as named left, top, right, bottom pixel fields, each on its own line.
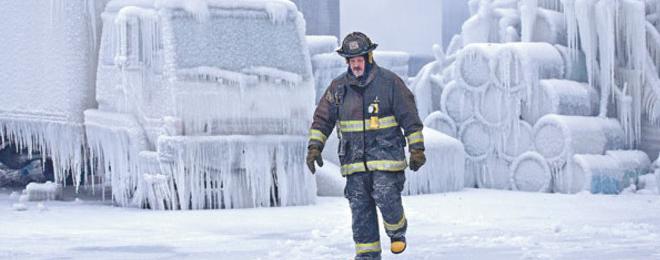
left=336, top=44, right=378, bottom=58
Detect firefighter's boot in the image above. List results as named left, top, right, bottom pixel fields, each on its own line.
left=390, top=238, right=406, bottom=254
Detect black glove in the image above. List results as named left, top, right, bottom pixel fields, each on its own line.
left=306, top=146, right=323, bottom=174
left=409, top=149, right=426, bottom=172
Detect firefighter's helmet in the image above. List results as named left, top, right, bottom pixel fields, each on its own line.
left=336, top=32, right=378, bottom=58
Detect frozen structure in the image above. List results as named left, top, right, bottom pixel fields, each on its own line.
left=411, top=0, right=660, bottom=194
left=0, top=1, right=106, bottom=189
left=24, top=181, right=62, bottom=201
left=86, top=0, right=317, bottom=209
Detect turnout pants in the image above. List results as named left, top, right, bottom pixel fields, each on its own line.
left=345, top=171, right=407, bottom=260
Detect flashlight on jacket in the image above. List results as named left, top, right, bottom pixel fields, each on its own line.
left=368, top=98, right=380, bottom=129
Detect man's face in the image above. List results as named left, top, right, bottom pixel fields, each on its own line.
left=349, top=56, right=366, bottom=77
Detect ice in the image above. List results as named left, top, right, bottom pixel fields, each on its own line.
left=539, top=0, right=563, bottom=12
left=151, top=0, right=298, bottom=24
left=502, top=120, right=534, bottom=161
left=643, top=48, right=660, bottom=124
left=494, top=8, right=520, bottom=43
left=455, top=43, right=502, bottom=90
left=424, top=111, right=458, bottom=138
left=532, top=8, right=567, bottom=45
left=305, top=35, right=338, bottom=57
left=534, top=115, right=626, bottom=164
left=462, top=0, right=497, bottom=45
left=605, top=150, right=652, bottom=184
left=86, top=1, right=317, bottom=209
left=156, top=135, right=316, bottom=209
left=314, top=161, right=343, bottom=197
left=493, top=42, right=565, bottom=123
left=403, top=128, right=465, bottom=195
left=595, top=0, right=617, bottom=118
left=0, top=0, right=103, bottom=190
left=477, top=154, right=512, bottom=190
left=0, top=120, right=87, bottom=190
left=570, top=150, right=649, bottom=195
left=373, top=51, right=410, bottom=81
left=459, top=119, right=492, bottom=160
left=311, top=53, right=345, bottom=103
left=476, top=83, right=516, bottom=127
left=657, top=169, right=660, bottom=194
left=519, top=0, right=538, bottom=42
left=446, top=34, right=464, bottom=56
left=410, top=58, right=446, bottom=119
left=553, top=44, right=588, bottom=82
left=85, top=110, right=148, bottom=206
left=459, top=119, right=491, bottom=188
left=637, top=173, right=658, bottom=192
left=401, top=0, right=660, bottom=195
left=24, top=181, right=61, bottom=201
left=511, top=151, right=552, bottom=192
left=441, top=81, right=477, bottom=124
left=538, top=79, right=598, bottom=117
left=533, top=115, right=627, bottom=193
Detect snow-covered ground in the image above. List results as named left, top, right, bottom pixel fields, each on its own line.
left=2, top=188, right=660, bottom=260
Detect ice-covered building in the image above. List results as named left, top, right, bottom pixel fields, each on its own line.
left=86, top=0, right=317, bottom=209
left=0, top=0, right=107, bottom=189
left=412, top=0, right=660, bottom=194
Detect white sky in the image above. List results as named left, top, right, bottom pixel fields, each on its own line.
left=340, top=0, right=444, bottom=56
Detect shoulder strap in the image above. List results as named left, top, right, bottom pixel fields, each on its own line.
left=334, top=85, right=346, bottom=139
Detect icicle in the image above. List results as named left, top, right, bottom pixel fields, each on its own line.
left=575, top=0, right=600, bottom=90
left=157, top=135, right=315, bottom=210
left=595, top=0, right=617, bottom=118
left=519, top=0, right=538, bottom=42
left=0, top=120, right=86, bottom=192
left=561, top=0, right=579, bottom=62
left=643, top=48, right=660, bottom=124
left=49, top=0, right=65, bottom=25
left=539, top=0, right=564, bottom=12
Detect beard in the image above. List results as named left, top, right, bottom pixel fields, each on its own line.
left=352, top=67, right=364, bottom=77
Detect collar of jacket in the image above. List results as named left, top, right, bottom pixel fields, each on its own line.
left=346, top=63, right=379, bottom=88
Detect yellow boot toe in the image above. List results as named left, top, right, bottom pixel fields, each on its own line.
left=390, top=241, right=406, bottom=254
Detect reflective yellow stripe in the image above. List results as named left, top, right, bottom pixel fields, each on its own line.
left=406, top=131, right=424, bottom=145
left=308, top=129, right=327, bottom=144
left=341, top=160, right=407, bottom=176
left=356, top=241, right=381, bottom=255
left=384, top=213, right=407, bottom=231
left=339, top=116, right=398, bottom=132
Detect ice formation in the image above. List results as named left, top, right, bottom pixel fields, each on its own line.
left=570, top=150, right=649, bottom=194
left=423, top=111, right=458, bottom=138
left=88, top=0, right=318, bottom=209
left=0, top=0, right=105, bottom=190
left=510, top=151, right=552, bottom=192
left=313, top=161, right=344, bottom=197
left=402, top=129, right=465, bottom=195
left=24, top=181, right=62, bottom=201
left=411, top=0, right=660, bottom=194
left=372, top=51, right=410, bottom=81
left=538, top=79, right=598, bottom=117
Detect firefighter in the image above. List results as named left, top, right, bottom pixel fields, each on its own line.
left=306, top=32, right=426, bottom=260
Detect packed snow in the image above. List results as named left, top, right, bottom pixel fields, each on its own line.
left=2, top=188, right=660, bottom=259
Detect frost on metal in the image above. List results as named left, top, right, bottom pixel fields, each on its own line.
left=87, top=0, right=316, bottom=209
left=0, top=0, right=105, bottom=190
